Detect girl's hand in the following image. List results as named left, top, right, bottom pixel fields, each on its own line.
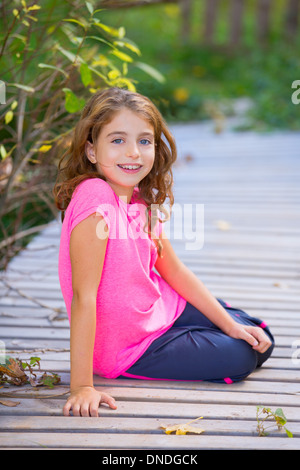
left=63, top=386, right=117, bottom=417
left=227, top=323, right=272, bottom=354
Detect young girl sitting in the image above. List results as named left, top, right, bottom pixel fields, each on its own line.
left=53, top=87, right=274, bottom=417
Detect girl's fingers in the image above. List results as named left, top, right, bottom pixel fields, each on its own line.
left=241, top=329, right=259, bottom=348
left=101, top=392, right=117, bottom=410
left=235, top=325, right=272, bottom=353
left=63, top=400, right=72, bottom=416
left=244, top=327, right=272, bottom=353
left=63, top=392, right=117, bottom=417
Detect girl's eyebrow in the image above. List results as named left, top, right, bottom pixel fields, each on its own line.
left=106, top=131, right=154, bottom=138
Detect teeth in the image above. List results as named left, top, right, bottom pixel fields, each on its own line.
left=119, top=164, right=141, bottom=170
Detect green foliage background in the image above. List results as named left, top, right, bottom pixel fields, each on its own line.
left=0, top=0, right=162, bottom=267
left=103, top=1, right=300, bottom=130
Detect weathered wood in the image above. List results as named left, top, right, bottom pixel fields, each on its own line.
left=2, top=416, right=300, bottom=438
left=0, top=432, right=299, bottom=450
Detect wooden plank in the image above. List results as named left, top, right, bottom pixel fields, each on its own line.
left=2, top=416, right=300, bottom=438
left=1, top=398, right=300, bottom=423
left=0, top=432, right=298, bottom=450
left=2, top=385, right=300, bottom=407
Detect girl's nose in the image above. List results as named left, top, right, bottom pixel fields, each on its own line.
left=126, top=143, right=140, bottom=158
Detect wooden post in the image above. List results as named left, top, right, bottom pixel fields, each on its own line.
left=179, top=0, right=192, bottom=43
left=203, top=0, right=220, bottom=45
left=229, top=0, right=245, bottom=47
left=257, top=0, right=272, bottom=43
left=285, top=0, right=300, bottom=40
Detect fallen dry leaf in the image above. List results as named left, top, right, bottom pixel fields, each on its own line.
left=0, top=399, right=20, bottom=407
left=215, top=220, right=232, bottom=231
left=160, top=416, right=204, bottom=435
left=0, top=357, right=27, bottom=386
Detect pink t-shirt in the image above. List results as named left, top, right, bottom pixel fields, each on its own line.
left=58, top=178, right=186, bottom=378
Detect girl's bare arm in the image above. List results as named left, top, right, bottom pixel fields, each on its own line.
left=63, top=213, right=117, bottom=417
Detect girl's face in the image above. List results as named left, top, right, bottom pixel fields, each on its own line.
left=86, top=107, right=155, bottom=201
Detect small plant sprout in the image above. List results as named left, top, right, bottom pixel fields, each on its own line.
left=256, top=406, right=293, bottom=438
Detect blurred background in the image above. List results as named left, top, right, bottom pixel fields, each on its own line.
left=0, top=0, right=299, bottom=269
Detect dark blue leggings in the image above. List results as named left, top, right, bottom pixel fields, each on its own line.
left=121, top=299, right=275, bottom=384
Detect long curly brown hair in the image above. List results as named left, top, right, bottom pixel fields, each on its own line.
left=53, top=87, right=177, bottom=256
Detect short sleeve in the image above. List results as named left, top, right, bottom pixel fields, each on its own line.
left=68, top=178, right=116, bottom=234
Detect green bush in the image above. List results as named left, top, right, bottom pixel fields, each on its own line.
left=0, top=0, right=162, bottom=268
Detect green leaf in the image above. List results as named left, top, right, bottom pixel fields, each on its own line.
left=29, top=357, right=41, bottom=366
left=56, top=45, right=78, bottom=64
left=275, top=408, right=287, bottom=425
left=63, top=88, right=85, bottom=113
left=9, top=82, right=35, bottom=92
left=85, top=1, right=94, bottom=15
left=134, top=61, right=166, bottom=83
left=285, top=428, right=293, bottom=438
left=85, top=35, right=115, bottom=49
left=80, top=63, right=92, bottom=87
left=38, top=63, right=68, bottom=78
left=40, top=372, right=60, bottom=388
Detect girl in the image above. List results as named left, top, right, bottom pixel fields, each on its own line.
left=53, top=87, right=274, bottom=418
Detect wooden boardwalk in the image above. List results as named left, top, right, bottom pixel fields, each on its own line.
left=1, top=121, right=300, bottom=450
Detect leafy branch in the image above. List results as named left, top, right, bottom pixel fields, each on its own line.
left=0, top=0, right=164, bottom=268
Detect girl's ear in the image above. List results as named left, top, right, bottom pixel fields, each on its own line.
left=85, top=141, right=96, bottom=164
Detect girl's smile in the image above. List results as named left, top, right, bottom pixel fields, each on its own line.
left=85, top=108, right=155, bottom=202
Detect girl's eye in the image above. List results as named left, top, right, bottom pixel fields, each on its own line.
left=112, top=138, right=124, bottom=144
left=140, top=139, right=151, bottom=145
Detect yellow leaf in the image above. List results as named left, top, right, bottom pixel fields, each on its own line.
left=110, top=78, right=136, bottom=92
left=0, top=144, right=7, bottom=159
left=95, top=23, right=120, bottom=37
left=173, top=87, right=189, bottom=103
left=27, top=4, right=41, bottom=11
left=26, top=15, right=38, bottom=22
left=108, top=69, right=120, bottom=80
left=5, top=110, right=13, bottom=124
left=92, top=55, right=109, bottom=67
left=110, top=49, right=133, bottom=63
left=160, top=416, right=204, bottom=435
left=38, top=144, right=52, bottom=153
left=114, top=40, right=141, bottom=56
left=11, top=100, right=18, bottom=110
